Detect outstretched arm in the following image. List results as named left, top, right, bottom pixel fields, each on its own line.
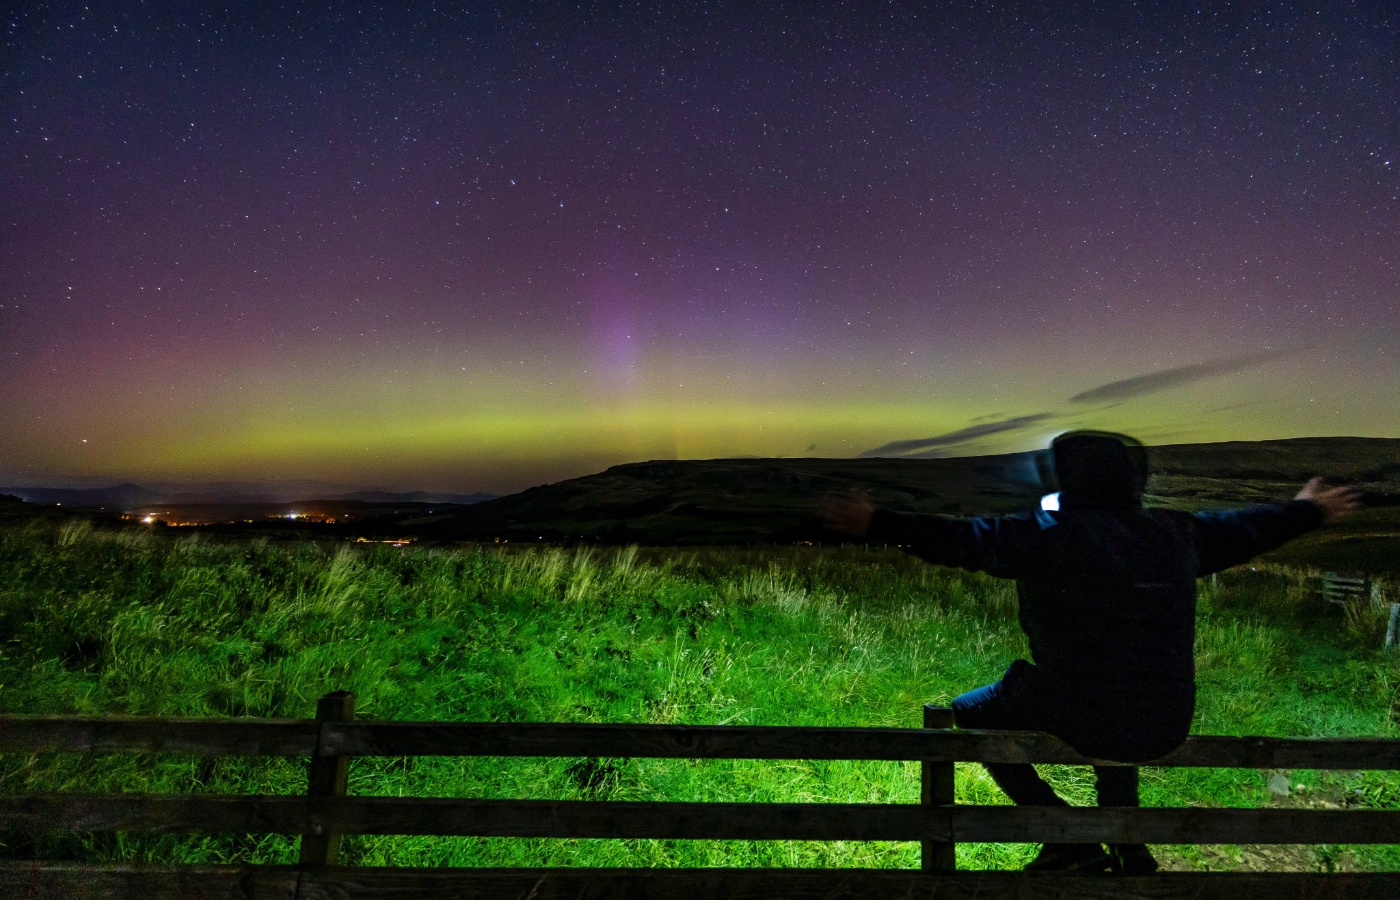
left=1191, top=477, right=1361, bottom=575
left=817, top=491, right=1033, bottom=577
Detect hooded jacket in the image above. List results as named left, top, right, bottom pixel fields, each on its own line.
left=867, top=499, right=1323, bottom=760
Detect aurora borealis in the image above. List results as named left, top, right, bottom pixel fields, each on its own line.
left=2, top=3, right=1397, bottom=494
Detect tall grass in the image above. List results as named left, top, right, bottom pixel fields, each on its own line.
left=0, top=523, right=1396, bottom=871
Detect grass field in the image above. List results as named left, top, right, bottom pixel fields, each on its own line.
left=1, top=521, right=1397, bottom=872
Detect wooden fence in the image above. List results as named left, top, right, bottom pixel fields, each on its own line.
left=1321, top=572, right=1372, bottom=605
left=1320, top=572, right=1400, bottom=649
left=1, top=692, right=1398, bottom=899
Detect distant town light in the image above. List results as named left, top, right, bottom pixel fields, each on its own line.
left=142, top=515, right=155, bottom=524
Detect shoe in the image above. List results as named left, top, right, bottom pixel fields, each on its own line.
left=1108, top=843, right=1159, bottom=875
left=1023, top=843, right=1113, bottom=872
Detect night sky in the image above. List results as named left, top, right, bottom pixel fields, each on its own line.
left=3, top=3, right=1397, bottom=494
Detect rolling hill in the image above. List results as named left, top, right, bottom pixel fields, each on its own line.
left=417, top=437, right=1400, bottom=549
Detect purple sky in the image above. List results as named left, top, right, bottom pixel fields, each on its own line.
left=2, top=3, right=1396, bottom=493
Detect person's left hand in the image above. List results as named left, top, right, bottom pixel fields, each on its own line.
left=817, top=490, right=875, bottom=536
left=1294, top=477, right=1362, bottom=525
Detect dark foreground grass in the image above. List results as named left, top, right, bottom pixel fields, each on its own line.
left=1, top=521, right=1397, bottom=871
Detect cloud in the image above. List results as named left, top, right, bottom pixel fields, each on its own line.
left=1199, top=400, right=1265, bottom=416
left=1067, top=350, right=1286, bottom=405
left=859, top=413, right=1056, bottom=458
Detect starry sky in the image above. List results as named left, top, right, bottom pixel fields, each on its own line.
left=2, top=2, right=1397, bottom=494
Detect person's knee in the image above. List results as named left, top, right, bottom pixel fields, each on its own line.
left=951, top=691, right=993, bottom=729
left=951, top=680, right=1027, bottom=731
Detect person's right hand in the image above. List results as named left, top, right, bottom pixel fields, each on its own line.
left=1294, top=477, right=1362, bottom=525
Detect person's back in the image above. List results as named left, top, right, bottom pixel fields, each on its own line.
left=1011, top=504, right=1201, bottom=761
left=1019, top=506, right=1198, bottom=684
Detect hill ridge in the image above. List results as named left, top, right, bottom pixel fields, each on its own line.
left=428, top=436, right=1400, bottom=545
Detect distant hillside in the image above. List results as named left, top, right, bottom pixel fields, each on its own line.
left=422, top=453, right=1042, bottom=545
left=0, top=482, right=159, bottom=510
left=333, top=490, right=496, bottom=505
left=0, top=494, right=62, bottom=525
left=1147, top=437, right=1400, bottom=509
left=420, top=437, right=1400, bottom=547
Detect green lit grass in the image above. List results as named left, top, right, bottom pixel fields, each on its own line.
left=1, top=521, right=1397, bottom=871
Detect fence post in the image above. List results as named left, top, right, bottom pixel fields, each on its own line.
left=921, top=704, right=956, bottom=872
left=300, top=691, right=355, bottom=867
left=1385, top=603, right=1400, bottom=651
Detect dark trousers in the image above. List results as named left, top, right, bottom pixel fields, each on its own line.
left=951, top=674, right=1140, bottom=809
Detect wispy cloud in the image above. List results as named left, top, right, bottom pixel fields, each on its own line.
left=859, top=413, right=1056, bottom=458
left=1067, top=350, right=1287, bottom=405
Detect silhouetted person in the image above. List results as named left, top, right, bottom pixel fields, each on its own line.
left=820, top=430, right=1360, bottom=873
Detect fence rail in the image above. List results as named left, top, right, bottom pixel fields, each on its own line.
left=1, top=693, right=1398, bottom=900
left=5, top=718, right=1397, bottom=768
left=5, top=795, right=1398, bottom=844
left=1322, top=571, right=1371, bottom=605
left=5, top=864, right=1400, bottom=900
